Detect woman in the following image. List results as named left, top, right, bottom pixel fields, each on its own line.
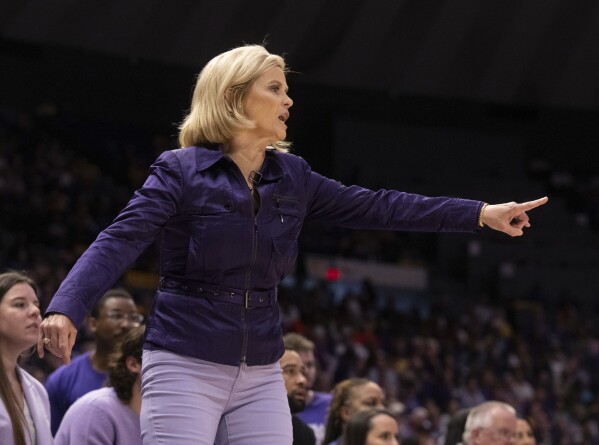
left=0, top=271, right=53, bottom=445
left=343, top=408, right=399, bottom=445
left=323, top=378, right=386, bottom=445
left=515, top=418, right=537, bottom=445
left=443, top=407, right=471, bottom=445
left=38, top=44, right=548, bottom=445
left=54, top=325, right=145, bottom=444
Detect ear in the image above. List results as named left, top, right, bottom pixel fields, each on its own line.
left=125, top=356, right=141, bottom=374
left=87, top=315, right=98, bottom=334
left=340, top=404, right=351, bottom=424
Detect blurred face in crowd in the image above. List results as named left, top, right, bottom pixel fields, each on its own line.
left=90, top=297, right=141, bottom=345
left=280, top=350, right=308, bottom=410
left=515, top=419, right=536, bottom=445
left=298, top=350, right=316, bottom=388
left=0, top=282, right=41, bottom=354
left=470, top=408, right=517, bottom=445
left=366, top=413, right=400, bottom=445
left=342, top=382, right=385, bottom=424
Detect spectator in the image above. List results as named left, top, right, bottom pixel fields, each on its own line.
left=342, top=408, right=399, bottom=445
left=514, top=418, right=536, bottom=445
left=44, top=288, right=141, bottom=434
left=462, top=401, right=517, bottom=445
left=284, top=332, right=332, bottom=444
left=280, top=348, right=316, bottom=445
left=55, top=325, right=144, bottom=444
left=323, top=378, right=385, bottom=445
left=0, top=271, right=53, bottom=445
left=441, top=407, right=471, bottom=445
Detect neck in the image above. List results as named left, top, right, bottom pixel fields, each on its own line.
left=1, top=342, right=22, bottom=375
left=225, top=132, right=272, bottom=156
left=128, top=379, right=142, bottom=415
left=224, top=140, right=267, bottom=188
left=91, top=346, right=112, bottom=372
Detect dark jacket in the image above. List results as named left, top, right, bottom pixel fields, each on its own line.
left=47, top=146, right=483, bottom=366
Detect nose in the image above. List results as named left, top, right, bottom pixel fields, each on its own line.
left=30, top=304, right=41, bottom=318
left=120, top=317, right=137, bottom=328
left=297, top=372, right=307, bottom=386
left=284, top=92, right=293, bottom=108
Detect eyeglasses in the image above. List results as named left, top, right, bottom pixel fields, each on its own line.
left=104, top=312, right=144, bottom=325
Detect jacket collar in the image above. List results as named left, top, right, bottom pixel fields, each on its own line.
left=195, top=145, right=226, bottom=171
left=195, top=145, right=285, bottom=182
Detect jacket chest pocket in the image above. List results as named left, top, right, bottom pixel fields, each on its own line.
left=182, top=184, right=235, bottom=277
left=264, top=194, right=304, bottom=283
left=182, top=181, right=235, bottom=233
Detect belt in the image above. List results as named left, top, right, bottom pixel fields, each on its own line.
left=159, top=277, right=277, bottom=309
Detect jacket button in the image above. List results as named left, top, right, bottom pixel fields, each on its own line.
left=224, top=202, right=232, bottom=210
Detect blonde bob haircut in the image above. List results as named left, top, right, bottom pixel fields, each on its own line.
left=178, top=44, right=290, bottom=152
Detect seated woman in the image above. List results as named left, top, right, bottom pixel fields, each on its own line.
left=0, top=271, right=53, bottom=445
left=323, top=378, right=385, bottom=445
left=342, top=408, right=399, bottom=445
left=54, top=325, right=144, bottom=445
left=515, top=418, right=537, bottom=445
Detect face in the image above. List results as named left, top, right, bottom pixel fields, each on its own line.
left=0, top=283, right=41, bottom=353
left=342, top=382, right=386, bottom=423
left=298, top=350, right=316, bottom=388
left=242, top=66, right=293, bottom=144
left=90, top=297, right=141, bottom=345
left=515, top=419, right=536, bottom=445
left=280, top=350, right=308, bottom=409
left=366, top=414, right=400, bottom=445
left=472, top=409, right=517, bottom=445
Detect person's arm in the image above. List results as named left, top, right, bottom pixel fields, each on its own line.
left=39, top=150, right=184, bottom=363
left=302, top=160, right=548, bottom=236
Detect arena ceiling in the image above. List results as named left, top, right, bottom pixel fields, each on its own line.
left=2, top=0, right=599, bottom=110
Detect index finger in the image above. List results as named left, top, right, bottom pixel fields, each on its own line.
left=37, top=330, right=46, bottom=358
left=57, top=333, right=72, bottom=365
left=517, top=196, right=548, bottom=212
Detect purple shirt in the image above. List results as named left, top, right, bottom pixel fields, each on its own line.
left=45, top=351, right=107, bottom=435
left=296, top=391, right=332, bottom=445
left=54, top=387, right=141, bottom=445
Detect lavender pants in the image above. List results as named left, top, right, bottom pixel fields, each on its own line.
left=140, top=349, right=292, bottom=445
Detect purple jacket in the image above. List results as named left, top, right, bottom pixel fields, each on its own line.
left=47, top=146, right=483, bottom=366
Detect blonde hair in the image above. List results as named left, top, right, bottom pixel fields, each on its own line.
left=178, top=44, right=290, bottom=152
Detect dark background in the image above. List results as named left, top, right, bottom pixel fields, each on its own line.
left=2, top=1, right=599, bottom=301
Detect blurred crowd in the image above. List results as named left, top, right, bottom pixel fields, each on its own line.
left=1, top=106, right=598, bottom=444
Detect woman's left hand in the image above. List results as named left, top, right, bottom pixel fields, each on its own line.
left=482, top=196, right=549, bottom=237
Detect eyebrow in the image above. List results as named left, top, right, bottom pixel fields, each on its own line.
left=10, top=296, right=40, bottom=304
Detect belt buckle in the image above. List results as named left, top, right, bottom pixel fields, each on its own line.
left=245, top=290, right=251, bottom=309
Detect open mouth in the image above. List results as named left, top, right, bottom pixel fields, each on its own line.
left=278, top=113, right=289, bottom=122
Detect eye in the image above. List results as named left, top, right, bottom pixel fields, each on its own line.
left=270, top=85, right=280, bottom=93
